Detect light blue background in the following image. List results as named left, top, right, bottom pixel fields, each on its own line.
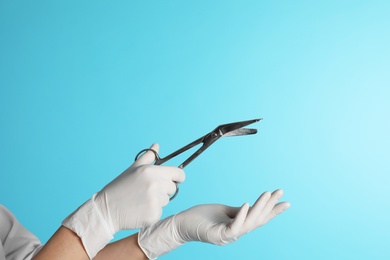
left=1, top=1, right=389, bottom=259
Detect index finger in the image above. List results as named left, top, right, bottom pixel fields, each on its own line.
left=244, top=191, right=271, bottom=225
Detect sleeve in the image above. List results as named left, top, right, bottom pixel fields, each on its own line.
left=0, top=205, right=43, bottom=260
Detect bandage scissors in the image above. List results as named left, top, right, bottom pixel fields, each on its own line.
left=135, top=118, right=262, bottom=200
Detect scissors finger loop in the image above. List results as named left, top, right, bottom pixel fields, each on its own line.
left=170, top=182, right=179, bottom=201
left=134, top=148, right=161, bottom=163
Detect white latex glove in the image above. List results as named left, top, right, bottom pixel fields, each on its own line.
left=62, top=144, right=185, bottom=259
left=138, top=189, right=290, bottom=259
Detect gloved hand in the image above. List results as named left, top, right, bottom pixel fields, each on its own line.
left=62, top=144, right=185, bottom=259
left=138, top=189, right=290, bottom=259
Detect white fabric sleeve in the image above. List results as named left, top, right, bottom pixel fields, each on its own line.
left=0, top=204, right=43, bottom=260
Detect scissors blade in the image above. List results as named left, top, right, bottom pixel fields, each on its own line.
left=222, top=128, right=258, bottom=137
left=217, top=118, right=262, bottom=136
left=158, top=118, right=262, bottom=168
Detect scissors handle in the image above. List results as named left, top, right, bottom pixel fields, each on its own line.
left=135, top=148, right=179, bottom=200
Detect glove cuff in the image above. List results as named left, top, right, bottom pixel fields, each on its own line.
left=138, top=215, right=184, bottom=259
left=62, top=194, right=114, bottom=259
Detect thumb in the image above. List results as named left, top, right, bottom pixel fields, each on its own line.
left=133, top=143, right=160, bottom=167
left=227, top=202, right=250, bottom=237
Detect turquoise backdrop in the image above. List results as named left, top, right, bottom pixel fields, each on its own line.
left=1, top=1, right=389, bottom=259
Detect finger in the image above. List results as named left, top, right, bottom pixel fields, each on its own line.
left=244, top=191, right=271, bottom=225
left=156, top=186, right=170, bottom=207
left=160, top=193, right=170, bottom=207
left=133, top=143, right=160, bottom=167
left=264, top=201, right=291, bottom=223
left=166, top=181, right=178, bottom=196
left=228, top=203, right=250, bottom=236
left=260, top=189, right=284, bottom=218
left=158, top=166, right=186, bottom=183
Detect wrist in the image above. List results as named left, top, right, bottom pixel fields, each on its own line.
left=138, top=215, right=184, bottom=259
left=62, top=194, right=114, bottom=259
left=93, top=192, right=116, bottom=233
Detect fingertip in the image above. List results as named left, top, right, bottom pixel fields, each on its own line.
left=263, top=191, right=272, bottom=199
left=181, top=169, right=186, bottom=182
left=242, top=202, right=250, bottom=212
left=252, top=191, right=271, bottom=208
left=239, top=202, right=250, bottom=216
left=230, top=202, right=250, bottom=234
left=178, top=168, right=186, bottom=183
left=235, top=202, right=249, bottom=218
left=264, top=201, right=291, bottom=223
left=133, top=146, right=159, bottom=166
left=150, top=143, right=160, bottom=152
left=274, top=189, right=283, bottom=194
left=272, top=189, right=284, bottom=199
left=172, top=167, right=186, bottom=183
left=276, top=202, right=291, bottom=214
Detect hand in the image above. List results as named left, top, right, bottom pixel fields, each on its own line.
left=95, top=143, right=186, bottom=231
left=62, top=144, right=185, bottom=259
left=138, top=189, right=290, bottom=259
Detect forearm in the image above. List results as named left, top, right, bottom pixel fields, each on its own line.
left=33, top=227, right=147, bottom=260
left=32, top=226, right=89, bottom=260
left=94, top=233, right=147, bottom=260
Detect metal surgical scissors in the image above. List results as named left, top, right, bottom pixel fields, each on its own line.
left=135, top=118, right=262, bottom=200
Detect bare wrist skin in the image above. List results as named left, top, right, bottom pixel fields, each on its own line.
left=33, top=226, right=89, bottom=260
left=33, top=227, right=147, bottom=260
left=94, top=233, right=148, bottom=260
